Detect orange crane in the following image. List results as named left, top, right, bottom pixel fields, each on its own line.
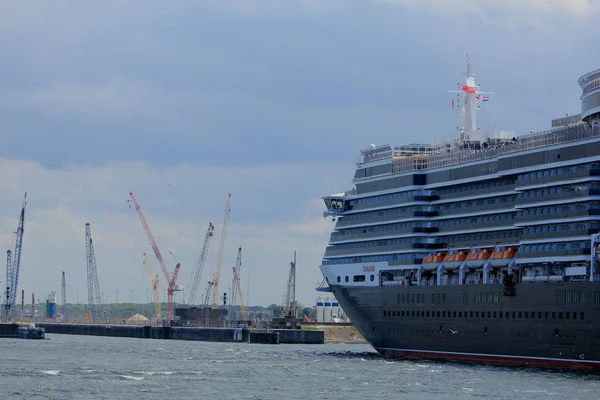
left=212, top=194, right=231, bottom=307
left=130, top=192, right=181, bottom=322
left=231, top=246, right=248, bottom=321
left=143, top=253, right=161, bottom=322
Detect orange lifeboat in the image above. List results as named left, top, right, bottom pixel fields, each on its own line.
left=442, top=249, right=468, bottom=270
left=490, top=246, right=519, bottom=267
left=422, top=251, right=447, bottom=271
left=465, top=248, right=493, bottom=268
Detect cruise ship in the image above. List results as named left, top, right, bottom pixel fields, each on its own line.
left=319, top=56, right=600, bottom=370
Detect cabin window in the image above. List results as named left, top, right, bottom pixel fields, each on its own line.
left=337, top=276, right=341, bottom=283
left=370, top=275, right=374, bottom=282
left=345, top=276, right=349, bottom=283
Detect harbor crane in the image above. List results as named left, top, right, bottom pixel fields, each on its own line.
left=231, top=246, right=248, bottom=321
left=212, top=194, right=231, bottom=307
left=281, top=252, right=297, bottom=319
left=143, top=253, right=161, bottom=322
left=85, top=222, right=102, bottom=318
left=187, top=222, right=215, bottom=305
left=129, top=192, right=181, bottom=322
left=5, top=193, right=27, bottom=319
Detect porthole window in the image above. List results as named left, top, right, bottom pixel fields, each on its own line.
left=344, top=276, right=349, bottom=283
left=337, top=276, right=341, bottom=283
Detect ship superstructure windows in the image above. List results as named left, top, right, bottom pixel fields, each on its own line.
left=565, top=291, right=587, bottom=303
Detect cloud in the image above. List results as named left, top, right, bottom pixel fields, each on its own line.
left=0, top=158, right=352, bottom=308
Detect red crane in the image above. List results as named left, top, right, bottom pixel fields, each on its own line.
left=129, top=192, right=181, bottom=322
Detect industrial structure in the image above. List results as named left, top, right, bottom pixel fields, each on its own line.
left=187, top=222, right=215, bottom=305
left=230, top=246, right=248, bottom=322
left=4, top=193, right=27, bottom=320
left=212, top=194, right=231, bottom=307
left=130, top=192, right=181, bottom=322
left=143, top=252, right=161, bottom=322
left=61, top=271, right=67, bottom=318
left=272, top=252, right=301, bottom=329
left=85, top=222, right=102, bottom=318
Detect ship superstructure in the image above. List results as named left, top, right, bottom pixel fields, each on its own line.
left=320, top=56, right=600, bottom=369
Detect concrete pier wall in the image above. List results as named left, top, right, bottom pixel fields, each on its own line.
left=272, top=329, right=324, bottom=344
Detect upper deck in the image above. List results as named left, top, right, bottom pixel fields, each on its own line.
left=360, top=121, right=596, bottom=173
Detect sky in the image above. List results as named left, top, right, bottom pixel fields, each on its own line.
left=0, top=0, right=598, bottom=309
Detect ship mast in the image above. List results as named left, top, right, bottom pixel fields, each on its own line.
left=450, top=54, right=493, bottom=142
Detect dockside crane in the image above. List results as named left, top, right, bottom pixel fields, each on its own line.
left=6, top=193, right=27, bottom=318
left=129, top=192, right=181, bottom=322
left=187, top=222, right=215, bottom=305
left=231, top=246, right=248, bottom=321
left=212, top=194, right=231, bottom=307
left=85, top=222, right=102, bottom=318
left=281, top=252, right=297, bottom=319
left=143, top=253, right=161, bottom=322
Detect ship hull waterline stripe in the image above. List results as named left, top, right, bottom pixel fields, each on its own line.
left=375, top=347, right=600, bottom=370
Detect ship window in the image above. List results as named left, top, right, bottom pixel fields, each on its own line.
left=538, top=312, right=542, bottom=319
left=545, top=312, right=548, bottom=319
left=442, top=311, right=446, bottom=318
left=484, top=326, right=488, bottom=334
left=421, top=294, right=425, bottom=303
left=566, top=312, right=569, bottom=320
left=512, top=312, right=516, bottom=318
left=437, top=311, right=440, bottom=318
left=345, top=276, right=349, bottom=283
left=505, top=312, right=509, bottom=318
left=337, top=276, right=341, bottom=283
left=559, top=312, right=563, bottom=319
left=493, top=311, right=497, bottom=318
left=370, top=275, right=374, bottom=282
left=487, top=312, right=491, bottom=318
left=442, top=294, right=446, bottom=303
left=475, top=311, right=479, bottom=318
left=470, top=311, right=473, bottom=318
left=518, top=312, right=522, bottom=318
left=552, top=312, right=556, bottom=319
left=524, top=312, right=528, bottom=318
left=581, top=312, right=584, bottom=320
left=453, top=311, right=457, bottom=318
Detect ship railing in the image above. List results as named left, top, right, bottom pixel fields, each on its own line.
left=391, top=122, right=594, bottom=173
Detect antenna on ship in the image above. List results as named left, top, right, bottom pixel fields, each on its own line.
left=449, top=53, right=493, bottom=142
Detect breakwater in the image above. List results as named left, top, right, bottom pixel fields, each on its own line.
left=0, top=323, right=324, bottom=344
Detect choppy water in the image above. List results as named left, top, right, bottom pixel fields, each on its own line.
left=1, top=334, right=599, bottom=399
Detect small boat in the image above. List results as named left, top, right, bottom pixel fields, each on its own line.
left=465, top=248, right=494, bottom=268
left=17, top=323, right=45, bottom=339
left=490, top=246, right=519, bottom=267
left=442, top=249, right=469, bottom=270
left=422, top=251, right=447, bottom=270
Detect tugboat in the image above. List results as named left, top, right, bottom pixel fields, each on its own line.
left=16, top=323, right=45, bottom=339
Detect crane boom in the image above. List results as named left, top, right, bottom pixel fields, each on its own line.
left=231, top=247, right=247, bottom=321
left=187, top=222, right=215, bottom=305
left=129, top=192, right=180, bottom=322
left=281, top=252, right=297, bottom=318
left=212, top=194, right=231, bottom=307
left=7, top=193, right=27, bottom=318
left=85, top=222, right=102, bottom=318
left=129, top=192, right=170, bottom=282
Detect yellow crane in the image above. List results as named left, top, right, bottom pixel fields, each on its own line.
left=212, top=194, right=231, bottom=307
left=143, top=252, right=161, bottom=322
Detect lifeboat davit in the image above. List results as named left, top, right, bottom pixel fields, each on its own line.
left=490, top=246, right=519, bottom=267
left=422, top=251, right=447, bottom=271
left=465, top=248, right=493, bottom=268
left=442, top=249, right=469, bottom=270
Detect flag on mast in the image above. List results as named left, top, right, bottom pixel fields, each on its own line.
left=452, top=99, right=455, bottom=109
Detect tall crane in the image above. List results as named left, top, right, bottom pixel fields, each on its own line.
left=129, top=192, right=181, bottom=322
left=85, top=222, right=102, bottom=318
left=212, top=194, right=231, bottom=307
left=6, top=193, right=27, bottom=318
left=281, top=252, right=297, bottom=318
left=231, top=246, right=247, bottom=321
left=143, top=253, right=161, bottom=322
left=61, top=271, right=67, bottom=317
left=187, top=222, right=215, bottom=305
left=4, top=250, right=11, bottom=321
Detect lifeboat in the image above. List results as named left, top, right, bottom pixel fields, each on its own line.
left=442, top=249, right=469, bottom=270
left=490, top=246, right=519, bottom=267
left=422, top=251, right=447, bottom=271
left=465, top=248, right=493, bottom=268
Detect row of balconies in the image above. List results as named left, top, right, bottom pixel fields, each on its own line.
left=515, top=189, right=600, bottom=205
left=516, top=168, right=599, bottom=187
left=514, top=208, right=600, bottom=223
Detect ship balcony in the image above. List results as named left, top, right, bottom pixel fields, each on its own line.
left=521, top=227, right=598, bottom=240
left=413, top=226, right=439, bottom=233
left=516, top=168, right=600, bottom=188
left=515, top=189, right=600, bottom=206
left=514, top=208, right=600, bottom=223
left=388, top=258, right=423, bottom=266
left=329, top=227, right=420, bottom=243
left=437, top=184, right=516, bottom=201
left=437, top=201, right=515, bottom=216
left=435, top=221, right=516, bottom=234
left=334, top=212, right=427, bottom=228
left=349, top=195, right=439, bottom=212
left=413, top=210, right=439, bottom=217
left=323, top=243, right=423, bottom=257
left=517, top=247, right=591, bottom=259
left=442, top=235, right=521, bottom=250
left=412, top=243, right=445, bottom=249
